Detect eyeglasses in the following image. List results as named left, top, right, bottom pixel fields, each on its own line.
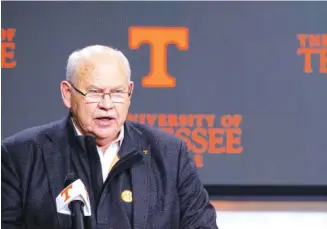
left=69, top=82, right=131, bottom=103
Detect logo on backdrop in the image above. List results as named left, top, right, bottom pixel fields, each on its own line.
left=129, top=26, right=189, bottom=88
left=1, top=28, right=16, bottom=69
left=297, top=33, right=327, bottom=73
left=128, top=113, right=243, bottom=168
left=128, top=26, right=243, bottom=167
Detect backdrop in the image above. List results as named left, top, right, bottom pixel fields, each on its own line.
left=2, top=1, right=327, bottom=187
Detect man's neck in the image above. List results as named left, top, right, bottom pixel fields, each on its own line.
left=96, top=137, right=119, bottom=153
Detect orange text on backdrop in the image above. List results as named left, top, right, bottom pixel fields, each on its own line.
left=297, top=34, right=327, bottom=73
left=128, top=113, right=243, bottom=168
left=129, top=26, right=189, bottom=88
left=1, top=28, right=16, bottom=68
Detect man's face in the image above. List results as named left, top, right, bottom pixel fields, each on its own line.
left=64, top=58, right=133, bottom=142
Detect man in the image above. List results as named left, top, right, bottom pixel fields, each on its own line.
left=2, top=45, right=218, bottom=229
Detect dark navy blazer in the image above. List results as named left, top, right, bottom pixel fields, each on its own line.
left=2, top=113, right=218, bottom=229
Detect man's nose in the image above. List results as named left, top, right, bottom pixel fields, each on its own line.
left=98, top=94, right=115, bottom=109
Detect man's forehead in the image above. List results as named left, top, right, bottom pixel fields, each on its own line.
left=75, top=63, right=128, bottom=88
left=75, top=61, right=96, bottom=79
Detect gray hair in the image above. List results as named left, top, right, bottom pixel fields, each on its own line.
left=66, top=45, right=131, bottom=83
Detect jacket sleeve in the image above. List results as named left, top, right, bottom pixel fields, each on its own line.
left=177, top=141, right=219, bottom=229
left=1, top=144, right=25, bottom=229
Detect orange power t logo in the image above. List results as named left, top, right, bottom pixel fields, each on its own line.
left=129, top=26, right=189, bottom=88
left=297, top=34, right=327, bottom=73
left=1, top=28, right=16, bottom=69
left=60, top=184, right=73, bottom=202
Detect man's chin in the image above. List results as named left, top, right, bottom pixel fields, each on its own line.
left=93, top=129, right=119, bottom=141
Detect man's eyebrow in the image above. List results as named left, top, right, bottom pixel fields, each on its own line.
left=86, top=84, right=126, bottom=90
left=112, top=85, right=126, bottom=90
left=86, top=84, right=102, bottom=90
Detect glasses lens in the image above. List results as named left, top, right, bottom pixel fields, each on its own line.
left=85, top=92, right=102, bottom=102
left=111, top=94, right=125, bottom=103
left=85, top=92, right=127, bottom=103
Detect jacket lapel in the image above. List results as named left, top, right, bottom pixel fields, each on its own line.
left=42, top=117, right=72, bottom=228
left=120, top=122, right=150, bottom=229
left=70, top=136, right=96, bottom=212
left=42, top=115, right=96, bottom=228
left=70, top=136, right=97, bottom=229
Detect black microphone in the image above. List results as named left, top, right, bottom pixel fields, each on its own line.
left=65, top=173, right=86, bottom=229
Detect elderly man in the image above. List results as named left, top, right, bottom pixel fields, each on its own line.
left=2, top=45, right=218, bottom=229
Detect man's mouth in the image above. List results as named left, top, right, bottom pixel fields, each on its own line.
left=96, top=117, right=112, bottom=120
left=94, top=117, right=115, bottom=127
left=95, top=116, right=115, bottom=122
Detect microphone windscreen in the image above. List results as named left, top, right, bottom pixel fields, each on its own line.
left=65, top=172, right=79, bottom=187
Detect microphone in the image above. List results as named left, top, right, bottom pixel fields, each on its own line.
left=56, top=173, right=91, bottom=229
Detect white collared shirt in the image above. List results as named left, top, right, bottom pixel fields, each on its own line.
left=72, top=119, right=124, bottom=182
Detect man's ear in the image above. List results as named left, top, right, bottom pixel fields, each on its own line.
left=128, top=81, right=134, bottom=97
left=60, top=80, right=72, bottom=109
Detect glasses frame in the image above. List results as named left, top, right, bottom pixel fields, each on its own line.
left=68, top=81, right=131, bottom=103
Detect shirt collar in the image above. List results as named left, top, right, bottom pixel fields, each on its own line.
left=71, top=118, right=124, bottom=146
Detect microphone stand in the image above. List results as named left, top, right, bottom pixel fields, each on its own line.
left=70, top=200, right=85, bottom=229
